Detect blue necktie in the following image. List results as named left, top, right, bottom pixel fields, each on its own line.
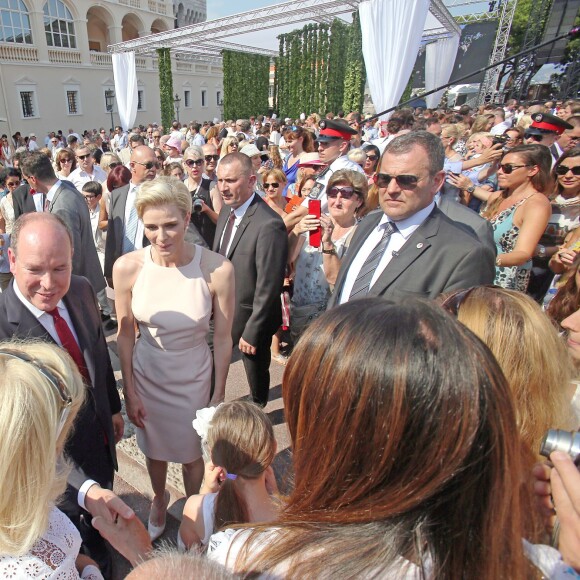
left=122, top=186, right=139, bottom=254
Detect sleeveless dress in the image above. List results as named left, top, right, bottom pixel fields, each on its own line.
left=488, top=195, right=535, bottom=291
left=131, top=246, right=212, bottom=463
left=282, top=156, right=300, bottom=196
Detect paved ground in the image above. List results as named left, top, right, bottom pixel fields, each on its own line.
left=105, top=329, right=292, bottom=578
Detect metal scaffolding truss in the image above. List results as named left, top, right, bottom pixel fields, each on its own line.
left=477, top=0, right=518, bottom=103
left=109, top=0, right=461, bottom=60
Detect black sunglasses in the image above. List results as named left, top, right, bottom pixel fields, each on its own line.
left=108, top=162, right=121, bottom=169
left=556, top=165, right=580, bottom=176
left=185, top=158, right=204, bottom=167
left=264, top=182, right=279, bottom=189
left=77, top=153, right=91, bottom=160
left=366, top=155, right=379, bottom=161
left=327, top=186, right=358, bottom=199
left=134, top=161, right=159, bottom=170
left=499, top=163, right=531, bottom=174
left=204, top=155, right=219, bottom=162
left=375, top=173, right=420, bottom=188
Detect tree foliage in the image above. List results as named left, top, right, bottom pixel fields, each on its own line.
left=157, top=48, right=174, bottom=130
left=274, top=14, right=366, bottom=119
left=222, top=50, right=270, bottom=119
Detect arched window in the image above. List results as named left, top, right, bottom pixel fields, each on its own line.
left=43, top=0, right=76, bottom=48
left=0, top=0, right=33, bottom=44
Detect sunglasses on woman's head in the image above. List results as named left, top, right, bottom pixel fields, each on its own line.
left=556, top=165, right=580, bottom=176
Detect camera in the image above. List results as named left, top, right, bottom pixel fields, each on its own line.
left=192, top=196, right=204, bottom=213
left=539, top=429, right=580, bottom=465
left=492, top=134, right=509, bottom=146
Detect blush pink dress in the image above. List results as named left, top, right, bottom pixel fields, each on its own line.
left=131, top=246, right=212, bottom=463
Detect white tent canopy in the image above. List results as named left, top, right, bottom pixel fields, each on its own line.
left=108, top=0, right=460, bottom=62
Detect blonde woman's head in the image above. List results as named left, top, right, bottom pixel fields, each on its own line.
left=0, top=340, right=84, bottom=555
left=135, top=176, right=192, bottom=219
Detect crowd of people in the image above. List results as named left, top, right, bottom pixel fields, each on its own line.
left=0, top=97, right=579, bottom=579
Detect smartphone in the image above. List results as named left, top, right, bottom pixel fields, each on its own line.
left=308, top=199, right=321, bottom=248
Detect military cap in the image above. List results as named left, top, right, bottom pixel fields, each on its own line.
left=528, top=112, right=573, bottom=135
left=316, top=119, right=358, bottom=142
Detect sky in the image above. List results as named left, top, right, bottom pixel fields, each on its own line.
left=208, top=0, right=286, bottom=20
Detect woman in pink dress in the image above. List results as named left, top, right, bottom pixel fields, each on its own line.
left=113, top=177, right=234, bottom=542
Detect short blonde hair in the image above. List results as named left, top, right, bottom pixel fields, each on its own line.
left=100, top=152, right=121, bottom=173
left=0, top=340, right=84, bottom=555
left=135, top=176, right=192, bottom=219
left=347, top=148, right=366, bottom=166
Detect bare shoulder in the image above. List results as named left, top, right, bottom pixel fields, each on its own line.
left=527, top=192, right=552, bottom=208
left=183, top=493, right=205, bottom=518
left=199, top=247, right=234, bottom=279
left=113, top=249, right=146, bottom=279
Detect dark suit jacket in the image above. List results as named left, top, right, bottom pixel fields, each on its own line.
left=104, top=183, right=150, bottom=280
left=48, top=181, right=105, bottom=293
left=0, top=276, right=121, bottom=491
left=212, top=195, right=288, bottom=346
left=437, top=193, right=496, bottom=260
left=328, top=206, right=495, bottom=308
left=12, top=182, right=34, bottom=219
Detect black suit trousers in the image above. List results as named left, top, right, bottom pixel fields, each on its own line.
left=241, top=333, right=273, bottom=406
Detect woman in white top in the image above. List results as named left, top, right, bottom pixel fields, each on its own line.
left=0, top=341, right=102, bottom=579
left=207, top=299, right=572, bottom=579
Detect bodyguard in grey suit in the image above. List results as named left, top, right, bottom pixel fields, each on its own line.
left=20, top=152, right=105, bottom=293
left=436, top=192, right=496, bottom=260
left=328, top=132, right=495, bottom=308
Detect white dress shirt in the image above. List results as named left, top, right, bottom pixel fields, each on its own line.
left=13, top=279, right=81, bottom=347
left=339, top=202, right=435, bottom=304
left=218, top=193, right=255, bottom=256
left=69, top=165, right=107, bottom=190
left=124, top=182, right=145, bottom=251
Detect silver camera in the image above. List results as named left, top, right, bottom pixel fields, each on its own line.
left=540, top=429, right=580, bottom=465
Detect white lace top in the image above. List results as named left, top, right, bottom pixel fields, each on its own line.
left=0, top=507, right=103, bottom=579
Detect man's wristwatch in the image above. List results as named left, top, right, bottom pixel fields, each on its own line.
left=466, top=185, right=475, bottom=194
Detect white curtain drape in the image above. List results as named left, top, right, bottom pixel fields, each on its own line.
left=425, top=34, right=460, bottom=109
left=359, top=0, right=430, bottom=120
left=112, top=52, right=138, bottom=131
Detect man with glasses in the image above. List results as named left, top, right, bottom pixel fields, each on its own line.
left=524, top=112, right=573, bottom=164
left=68, top=146, right=107, bottom=190
left=0, top=212, right=129, bottom=577
left=202, top=143, right=220, bottom=189
left=104, top=146, right=158, bottom=281
left=328, top=131, right=495, bottom=308
left=556, top=116, right=580, bottom=154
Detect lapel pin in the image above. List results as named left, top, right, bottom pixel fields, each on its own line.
left=416, top=243, right=424, bottom=249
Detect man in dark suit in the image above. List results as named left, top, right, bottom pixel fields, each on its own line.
left=19, top=152, right=105, bottom=294
left=213, top=153, right=287, bottom=406
left=104, top=145, right=157, bottom=280
left=0, top=213, right=125, bottom=578
left=328, top=131, right=495, bottom=308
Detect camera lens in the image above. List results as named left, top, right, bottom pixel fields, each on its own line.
left=540, top=429, right=580, bottom=464
left=193, top=198, right=203, bottom=213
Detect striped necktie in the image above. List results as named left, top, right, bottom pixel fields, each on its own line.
left=122, top=186, right=139, bottom=254
left=349, top=221, right=397, bottom=300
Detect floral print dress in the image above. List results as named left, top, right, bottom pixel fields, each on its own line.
left=488, top=194, right=536, bottom=291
